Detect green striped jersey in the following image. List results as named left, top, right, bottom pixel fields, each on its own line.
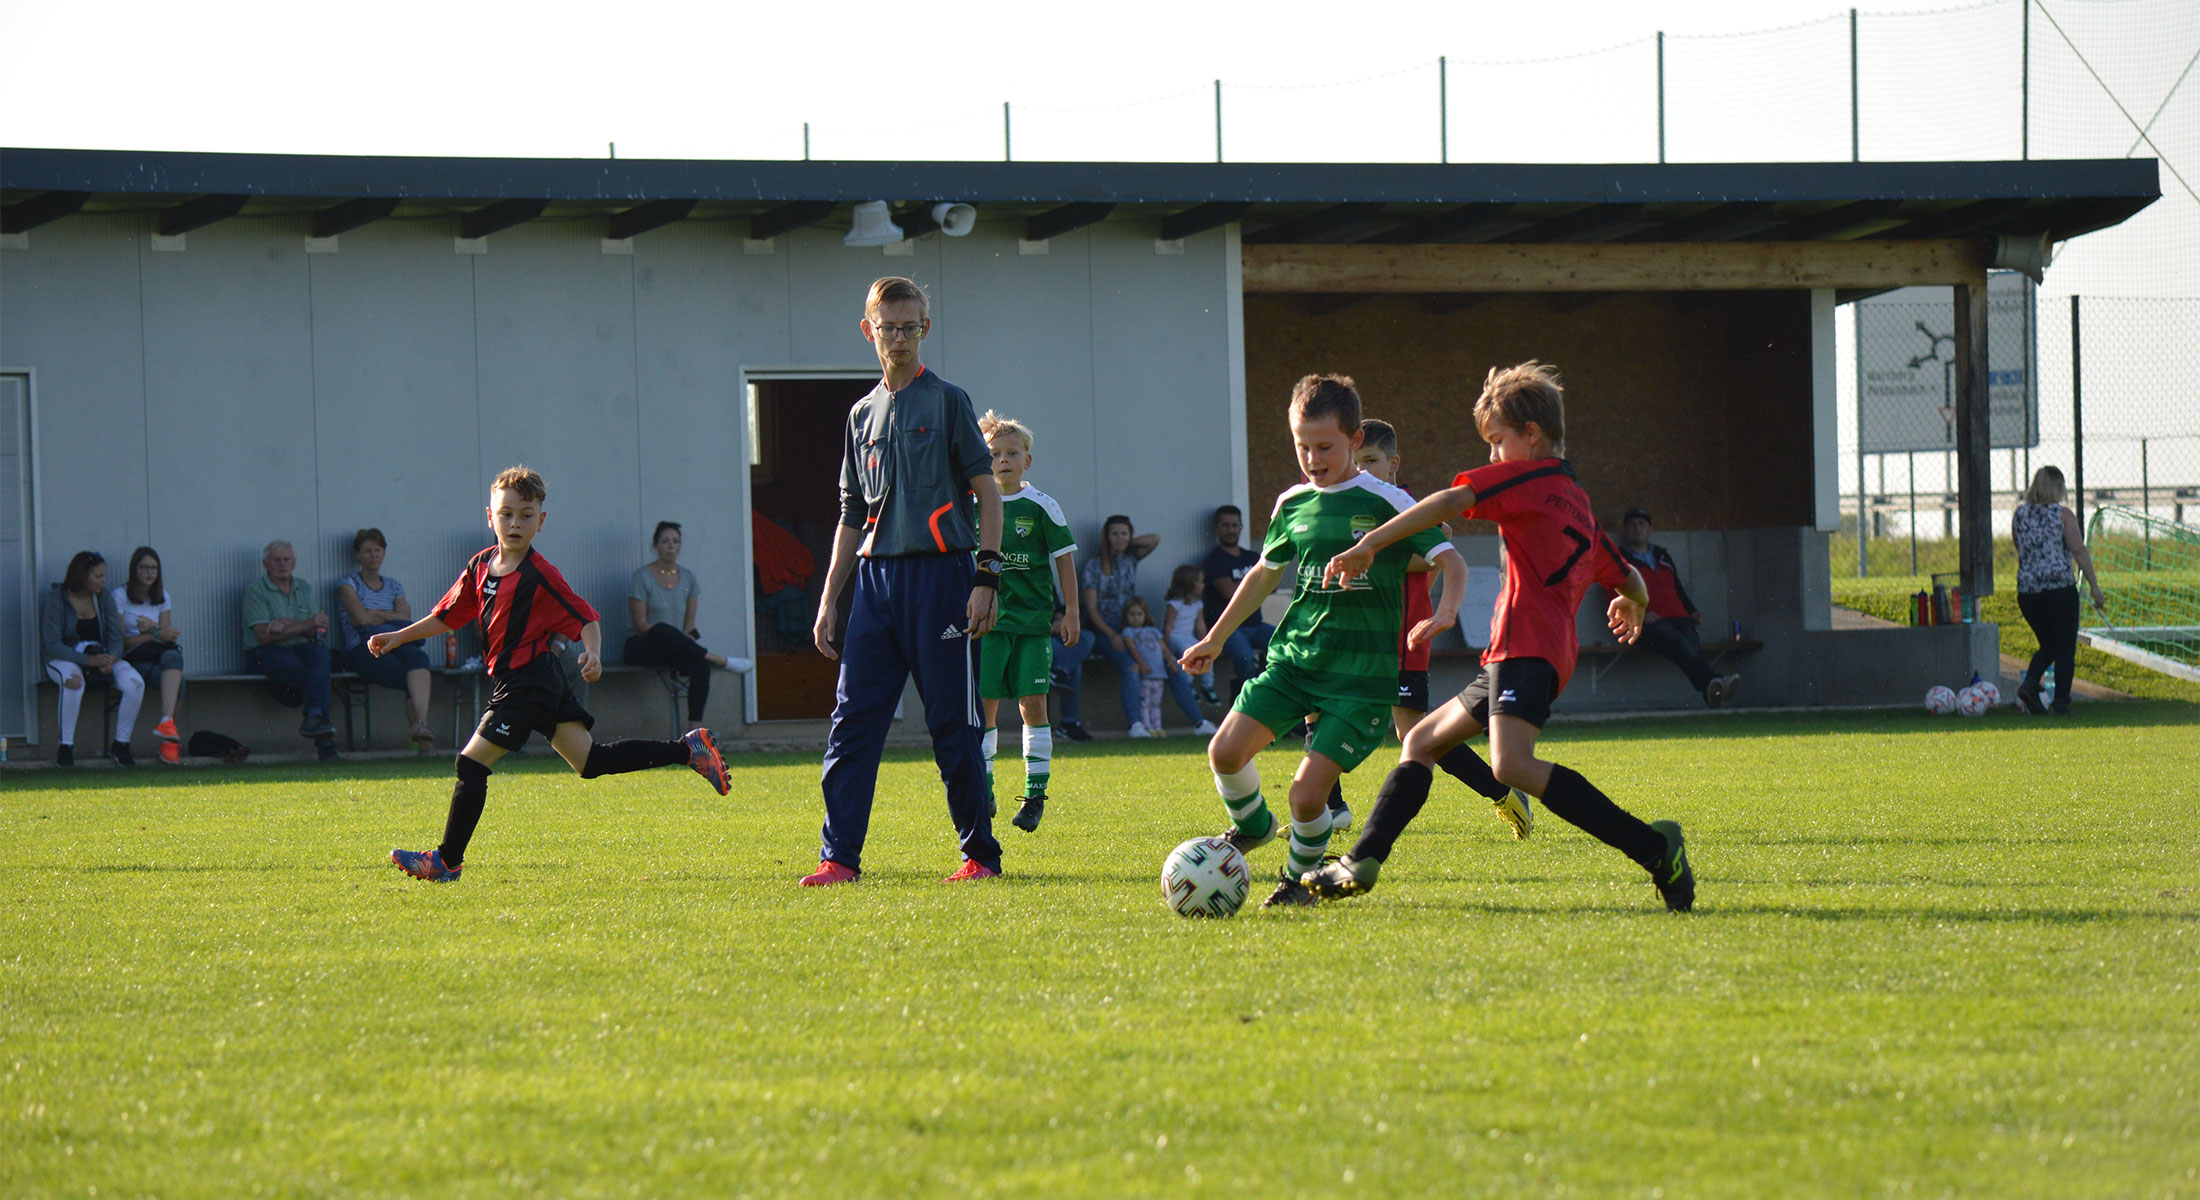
left=1260, top=473, right=1453, bottom=704
left=995, top=484, right=1077, bottom=635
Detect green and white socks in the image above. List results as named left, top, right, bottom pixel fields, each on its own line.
left=1286, top=811, right=1335, bottom=880
left=985, top=724, right=1054, bottom=798
left=1215, top=763, right=1274, bottom=840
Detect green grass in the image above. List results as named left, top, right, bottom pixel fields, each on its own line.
left=1831, top=576, right=2200, bottom=703
left=6, top=713, right=2200, bottom=1198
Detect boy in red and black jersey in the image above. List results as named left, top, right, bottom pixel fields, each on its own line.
left=366, top=465, right=731, bottom=883
left=1310, top=363, right=1695, bottom=912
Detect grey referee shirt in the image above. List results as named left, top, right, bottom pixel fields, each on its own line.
left=838, top=367, right=992, bottom=558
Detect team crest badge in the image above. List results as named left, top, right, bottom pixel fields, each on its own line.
left=1349, top=514, right=1381, bottom=541
left=1014, top=515, right=1035, bottom=538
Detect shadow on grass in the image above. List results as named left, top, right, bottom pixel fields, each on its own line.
left=1396, top=897, right=2198, bottom=923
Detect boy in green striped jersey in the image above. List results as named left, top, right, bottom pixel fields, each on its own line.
left=1180, top=375, right=1467, bottom=909
left=976, top=411, right=1080, bottom=833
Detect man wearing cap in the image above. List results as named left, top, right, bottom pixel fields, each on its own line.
left=1617, top=507, right=1739, bottom=708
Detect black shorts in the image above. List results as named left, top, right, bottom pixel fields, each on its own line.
left=1395, top=669, right=1429, bottom=713
left=476, top=655, right=594, bottom=751
left=1456, top=658, right=1560, bottom=729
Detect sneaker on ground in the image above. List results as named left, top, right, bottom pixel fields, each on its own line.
left=110, top=741, right=137, bottom=767
left=1648, top=819, right=1694, bottom=913
left=1261, top=870, right=1320, bottom=909
left=1054, top=721, right=1093, bottom=743
left=1301, top=853, right=1380, bottom=899
left=1127, top=722, right=1151, bottom=739
left=683, top=727, right=730, bottom=795
left=1012, top=794, right=1046, bottom=832
left=799, top=860, right=860, bottom=887
left=945, top=859, right=1001, bottom=882
left=722, top=656, right=755, bottom=674
left=154, top=716, right=179, bottom=741
left=317, top=740, right=341, bottom=763
left=158, top=741, right=181, bottom=765
left=390, top=847, right=462, bottom=882
left=1193, top=720, right=1218, bottom=736
left=299, top=714, right=335, bottom=739
left=1219, top=818, right=1277, bottom=856
left=1495, top=788, right=1534, bottom=840
left=1326, top=796, right=1353, bottom=833
left=409, top=722, right=436, bottom=753
left=54, top=745, right=75, bottom=767
left=2016, top=682, right=2046, bottom=714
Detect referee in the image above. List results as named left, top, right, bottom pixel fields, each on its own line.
left=801, top=277, right=1007, bottom=886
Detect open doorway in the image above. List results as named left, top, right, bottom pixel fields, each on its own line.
left=746, top=374, right=875, bottom=721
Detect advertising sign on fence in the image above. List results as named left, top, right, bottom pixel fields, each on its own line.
left=1856, top=271, right=2038, bottom=454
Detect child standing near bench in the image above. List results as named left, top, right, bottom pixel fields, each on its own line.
left=368, top=465, right=731, bottom=883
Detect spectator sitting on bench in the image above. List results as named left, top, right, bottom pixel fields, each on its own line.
left=244, top=539, right=339, bottom=761
left=1616, top=507, right=1738, bottom=708
left=625, top=520, right=739, bottom=725
left=334, top=527, right=436, bottom=753
left=41, top=550, right=147, bottom=766
left=113, top=546, right=185, bottom=763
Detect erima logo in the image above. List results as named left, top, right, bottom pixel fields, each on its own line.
left=494, top=722, right=511, bottom=734
left=1498, top=689, right=1517, bottom=703
left=482, top=577, right=500, bottom=598
left=940, top=624, right=963, bottom=640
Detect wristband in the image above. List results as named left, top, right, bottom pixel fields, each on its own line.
left=973, top=570, right=1000, bottom=591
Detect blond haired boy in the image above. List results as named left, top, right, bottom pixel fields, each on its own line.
left=977, top=410, right=1080, bottom=832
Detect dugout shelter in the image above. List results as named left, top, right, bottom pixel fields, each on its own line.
left=0, top=148, right=2158, bottom=754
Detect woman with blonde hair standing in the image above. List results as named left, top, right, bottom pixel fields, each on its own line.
left=2011, top=466, right=2106, bottom=715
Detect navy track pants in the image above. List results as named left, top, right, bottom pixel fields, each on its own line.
left=819, top=553, right=1001, bottom=874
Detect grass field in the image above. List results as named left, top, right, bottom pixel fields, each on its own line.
left=6, top=706, right=2199, bottom=1198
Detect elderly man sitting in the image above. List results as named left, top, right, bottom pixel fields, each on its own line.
left=244, top=539, right=339, bottom=761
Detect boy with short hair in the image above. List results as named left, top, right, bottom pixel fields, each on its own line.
left=370, top=465, right=731, bottom=883
left=1350, top=418, right=1534, bottom=839
left=1181, top=375, right=1468, bottom=910
left=976, top=410, right=1080, bottom=833
left=1306, top=363, right=1695, bottom=912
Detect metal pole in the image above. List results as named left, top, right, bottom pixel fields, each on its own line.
left=2141, top=437, right=2152, bottom=567
left=1004, top=102, right=1012, bottom=162
left=1850, top=8, right=1860, bottom=162
left=1657, top=32, right=1667, bottom=164
left=1908, top=450, right=1918, bottom=574
left=2023, top=0, right=2031, bottom=160
left=1215, top=80, right=1224, bottom=164
left=2071, top=295, right=2085, bottom=522
left=803, top=123, right=811, bottom=161
left=1856, top=313, right=1869, bottom=577
left=1440, top=56, right=1449, bottom=164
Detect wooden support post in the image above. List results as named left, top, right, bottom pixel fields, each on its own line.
left=1954, top=280, right=1994, bottom=601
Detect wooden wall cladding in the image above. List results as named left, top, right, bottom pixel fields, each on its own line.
left=1240, top=291, right=1815, bottom=536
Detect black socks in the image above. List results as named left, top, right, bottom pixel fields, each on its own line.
left=439, top=754, right=493, bottom=868
left=1539, top=763, right=1665, bottom=871
left=1350, top=762, right=1434, bottom=865
left=1434, top=744, right=1510, bottom=801
left=579, top=738, right=687, bottom=779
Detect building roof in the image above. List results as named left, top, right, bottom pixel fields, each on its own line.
left=1, top=147, right=2159, bottom=247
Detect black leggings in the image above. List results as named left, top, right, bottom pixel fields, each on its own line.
left=2017, top=586, right=2080, bottom=709
left=624, top=623, right=711, bottom=721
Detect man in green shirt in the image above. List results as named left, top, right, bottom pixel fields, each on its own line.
left=975, top=411, right=1080, bottom=833
left=242, top=539, right=338, bottom=760
left=1181, top=374, right=1466, bottom=909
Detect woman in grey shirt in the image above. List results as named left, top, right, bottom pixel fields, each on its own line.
left=626, top=521, right=734, bottom=723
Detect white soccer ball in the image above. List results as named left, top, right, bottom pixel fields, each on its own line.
left=1956, top=686, right=1990, bottom=717
left=1924, top=685, right=1958, bottom=715
left=1973, top=680, right=2003, bottom=707
left=1161, top=836, right=1251, bottom=919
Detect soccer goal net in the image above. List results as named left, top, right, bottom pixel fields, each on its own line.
left=2082, top=505, right=2200, bottom=683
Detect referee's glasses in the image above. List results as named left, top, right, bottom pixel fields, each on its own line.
left=871, top=321, right=926, bottom=340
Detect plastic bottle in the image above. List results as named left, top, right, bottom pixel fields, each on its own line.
left=445, top=634, right=458, bottom=669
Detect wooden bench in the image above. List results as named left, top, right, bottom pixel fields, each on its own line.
left=1432, top=639, right=1764, bottom=692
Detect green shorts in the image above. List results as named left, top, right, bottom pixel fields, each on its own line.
left=1231, top=661, right=1393, bottom=772
left=978, top=630, right=1054, bottom=700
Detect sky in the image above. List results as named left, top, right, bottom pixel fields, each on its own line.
left=0, top=0, right=2090, bottom=163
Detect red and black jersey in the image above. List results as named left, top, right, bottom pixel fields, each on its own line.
left=431, top=547, right=601, bottom=676
left=1398, top=570, right=1433, bottom=673
left=1454, top=457, right=1632, bottom=693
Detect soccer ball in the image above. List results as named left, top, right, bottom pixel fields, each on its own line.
left=1161, top=836, right=1251, bottom=918
left=1956, top=686, right=1990, bottom=717
left=1973, top=680, right=2003, bottom=707
left=1924, top=685, right=1957, bottom=715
